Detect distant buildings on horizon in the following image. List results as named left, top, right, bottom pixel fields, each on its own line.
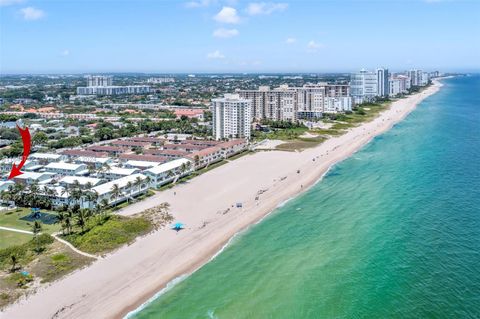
left=211, top=67, right=439, bottom=140
left=77, top=75, right=151, bottom=96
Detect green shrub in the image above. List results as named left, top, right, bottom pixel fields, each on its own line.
left=63, top=216, right=152, bottom=254
left=0, top=234, right=54, bottom=271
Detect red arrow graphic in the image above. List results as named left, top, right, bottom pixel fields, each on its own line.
left=8, top=124, right=31, bottom=180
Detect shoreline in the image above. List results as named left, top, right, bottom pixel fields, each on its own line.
left=1, top=79, right=444, bottom=319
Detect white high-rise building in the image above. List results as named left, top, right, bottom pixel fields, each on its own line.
left=323, top=97, right=353, bottom=113
left=77, top=75, right=151, bottom=96
left=376, top=68, right=389, bottom=97
left=420, top=72, right=430, bottom=86
left=237, top=83, right=350, bottom=120
left=87, top=75, right=113, bottom=87
left=350, top=69, right=378, bottom=104
left=212, top=94, right=252, bottom=140
left=237, top=85, right=297, bottom=121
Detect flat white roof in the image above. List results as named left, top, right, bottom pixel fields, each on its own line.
left=0, top=181, right=14, bottom=187
left=59, top=176, right=102, bottom=186
left=105, top=167, right=139, bottom=176
left=125, top=160, right=159, bottom=168
left=45, top=162, right=86, bottom=171
left=92, top=173, right=147, bottom=196
left=14, top=172, right=55, bottom=180
left=30, top=153, right=63, bottom=160
left=146, top=158, right=191, bottom=175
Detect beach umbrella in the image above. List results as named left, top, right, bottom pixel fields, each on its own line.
left=171, top=222, right=185, bottom=231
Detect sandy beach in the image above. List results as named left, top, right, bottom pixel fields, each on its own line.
left=1, top=80, right=443, bottom=319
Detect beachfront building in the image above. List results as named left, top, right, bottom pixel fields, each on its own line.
left=350, top=69, right=379, bottom=104
left=188, top=146, right=224, bottom=169
left=145, top=158, right=193, bottom=188
left=99, top=167, right=139, bottom=181
left=323, top=97, right=353, bottom=113
left=58, top=176, right=102, bottom=189
left=376, top=68, right=390, bottom=97
left=89, top=173, right=149, bottom=207
left=218, top=139, right=248, bottom=158
left=408, top=69, right=425, bottom=87
left=124, top=160, right=159, bottom=171
left=237, top=85, right=297, bottom=121
left=420, top=72, right=430, bottom=86
left=238, top=83, right=350, bottom=120
left=212, top=94, right=252, bottom=140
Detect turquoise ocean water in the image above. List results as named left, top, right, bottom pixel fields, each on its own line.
left=132, top=76, right=480, bottom=318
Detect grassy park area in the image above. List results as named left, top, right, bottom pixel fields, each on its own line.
left=0, top=208, right=61, bottom=234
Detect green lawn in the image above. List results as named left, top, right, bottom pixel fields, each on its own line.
left=0, top=230, right=32, bottom=250
left=0, top=208, right=61, bottom=234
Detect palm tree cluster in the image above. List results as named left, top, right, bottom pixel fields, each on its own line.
left=0, top=181, right=54, bottom=209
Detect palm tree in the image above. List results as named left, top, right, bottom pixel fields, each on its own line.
left=180, top=163, right=187, bottom=176
left=32, top=221, right=43, bottom=253
left=126, top=181, right=133, bottom=203
left=56, top=211, right=67, bottom=235
left=110, top=184, right=122, bottom=206
left=42, top=186, right=55, bottom=209
left=76, top=209, right=90, bottom=233
left=70, top=180, right=83, bottom=208
left=167, top=170, right=175, bottom=183
left=134, top=176, right=143, bottom=193
left=85, top=190, right=98, bottom=210
left=29, top=181, right=40, bottom=208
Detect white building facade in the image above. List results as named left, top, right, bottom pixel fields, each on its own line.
left=212, top=94, right=252, bottom=140
left=350, top=69, right=378, bottom=104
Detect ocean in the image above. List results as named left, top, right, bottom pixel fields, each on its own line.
left=131, top=76, right=480, bottom=318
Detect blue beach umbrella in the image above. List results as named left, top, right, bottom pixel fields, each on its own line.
left=171, top=222, right=185, bottom=231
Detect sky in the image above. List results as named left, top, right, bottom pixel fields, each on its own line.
left=0, top=0, right=479, bottom=74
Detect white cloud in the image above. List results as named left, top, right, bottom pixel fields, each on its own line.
left=246, top=2, right=288, bottom=16
left=213, top=28, right=239, bottom=38
left=214, top=6, right=240, bottom=24
left=61, top=49, right=70, bottom=56
left=184, top=0, right=214, bottom=8
left=285, top=37, right=296, bottom=44
left=0, top=0, right=24, bottom=7
left=19, top=6, right=45, bottom=20
left=207, top=50, right=225, bottom=59
left=307, top=40, right=323, bottom=52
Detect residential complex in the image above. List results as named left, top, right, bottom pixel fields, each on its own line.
left=0, top=135, right=248, bottom=209
left=212, top=94, right=252, bottom=140
left=236, top=83, right=351, bottom=121
left=350, top=69, right=380, bottom=104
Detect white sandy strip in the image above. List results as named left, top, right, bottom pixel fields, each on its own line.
left=0, top=81, right=443, bottom=319
left=0, top=226, right=33, bottom=235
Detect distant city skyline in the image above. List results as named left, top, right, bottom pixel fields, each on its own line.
left=1, top=0, right=479, bottom=74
